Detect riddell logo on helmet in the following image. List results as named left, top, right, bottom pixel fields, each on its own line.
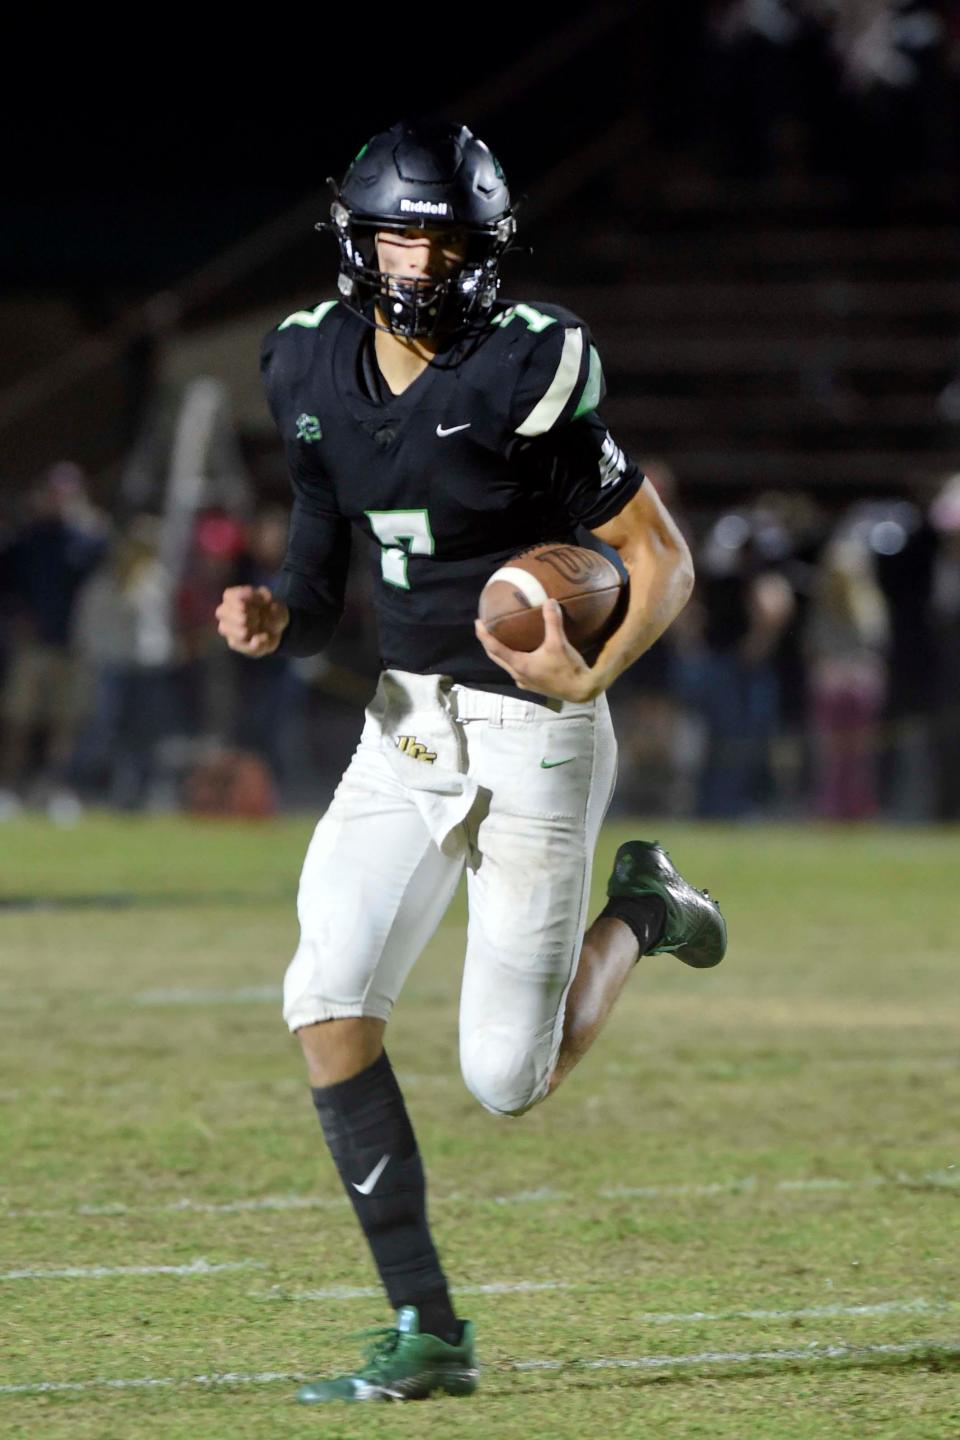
left=400, top=199, right=450, bottom=215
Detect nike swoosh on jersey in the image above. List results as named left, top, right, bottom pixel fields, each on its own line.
left=436, top=422, right=472, bottom=437
left=540, top=757, right=575, bottom=769
left=352, top=1153, right=391, bottom=1195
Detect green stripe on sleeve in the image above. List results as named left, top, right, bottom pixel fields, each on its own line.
left=573, top=344, right=604, bottom=419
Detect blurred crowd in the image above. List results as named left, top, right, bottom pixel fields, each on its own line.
left=2, top=3, right=955, bottom=827
left=615, top=462, right=960, bottom=823
left=0, top=466, right=307, bottom=821
left=651, top=0, right=958, bottom=206
left=1, top=458, right=958, bottom=825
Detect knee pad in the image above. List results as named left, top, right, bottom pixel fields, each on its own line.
left=460, top=1024, right=548, bottom=1117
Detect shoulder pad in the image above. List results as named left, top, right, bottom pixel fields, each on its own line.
left=260, top=299, right=343, bottom=398
left=490, top=301, right=606, bottom=437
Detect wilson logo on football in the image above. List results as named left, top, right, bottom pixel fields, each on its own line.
left=531, top=546, right=597, bottom=583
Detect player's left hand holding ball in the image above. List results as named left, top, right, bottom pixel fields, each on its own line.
left=216, top=585, right=290, bottom=657
left=475, top=600, right=596, bottom=703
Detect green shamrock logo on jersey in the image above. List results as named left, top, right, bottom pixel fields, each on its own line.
left=296, top=413, right=322, bottom=443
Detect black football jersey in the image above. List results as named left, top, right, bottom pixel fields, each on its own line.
left=261, top=298, right=642, bottom=690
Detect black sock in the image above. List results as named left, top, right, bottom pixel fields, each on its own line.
left=599, top=894, right=667, bottom=956
left=311, top=1051, right=460, bottom=1344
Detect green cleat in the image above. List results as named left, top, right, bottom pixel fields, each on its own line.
left=296, top=1305, right=478, bottom=1404
left=607, top=839, right=727, bottom=969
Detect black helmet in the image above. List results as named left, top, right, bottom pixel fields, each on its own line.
left=327, top=119, right=516, bottom=340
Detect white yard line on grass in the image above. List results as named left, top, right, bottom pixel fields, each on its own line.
left=5, top=1057, right=957, bottom=1102
left=0, top=1371, right=303, bottom=1396
left=2, top=1339, right=958, bottom=1396
left=134, top=986, right=282, bottom=1005
left=634, top=1298, right=959, bottom=1324
left=0, top=1252, right=951, bottom=1329
left=599, top=1177, right=889, bottom=1198
left=0, top=1259, right=261, bottom=1281
left=279, top=1292, right=957, bottom=1324
left=0, top=1073, right=444, bottom=1105
left=4, top=1195, right=346, bottom=1220
left=599, top=1170, right=959, bottom=1198
left=5, top=1168, right=956, bottom=1222
left=511, top=1338, right=960, bottom=1373
left=287, top=1280, right=573, bottom=1301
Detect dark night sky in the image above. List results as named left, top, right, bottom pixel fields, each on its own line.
left=9, top=3, right=956, bottom=302
left=7, top=7, right=629, bottom=295
left=2, top=7, right=645, bottom=485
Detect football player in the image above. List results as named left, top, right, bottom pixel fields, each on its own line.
left=216, top=118, right=726, bottom=1403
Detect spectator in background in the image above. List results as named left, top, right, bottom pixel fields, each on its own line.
left=828, top=0, right=948, bottom=209
left=173, top=509, right=247, bottom=742
left=163, top=507, right=308, bottom=816
left=608, top=459, right=700, bottom=816
left=700, top=0, right=838, bottom=193
left=0, top=462, right=109, bottom=820
left=868, top=499, right=938, bottom=819
left=679, top=510, right=796, bottom=819
left=695, top=0, right=953, bottom=210
left=748, top=491, right=829, bottom=815
left=70, top=515, right=175, bottom=810
left=804, top=531, right=889, bottom=820
left=928, top=473, right=960, bottom=819
left=229, top=506, right=303, bottom=788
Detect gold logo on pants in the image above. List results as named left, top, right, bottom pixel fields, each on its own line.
left=396, top=735, right=438, bottom=763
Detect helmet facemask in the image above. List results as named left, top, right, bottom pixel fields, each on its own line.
left=331, top=203, right=516, bottom=340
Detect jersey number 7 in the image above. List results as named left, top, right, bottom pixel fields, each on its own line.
left=365, top=509, right=436, bottom=589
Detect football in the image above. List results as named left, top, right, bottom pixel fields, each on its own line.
left=478, top=543, right=627, bottom=657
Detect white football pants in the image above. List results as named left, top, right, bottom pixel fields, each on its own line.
left=283, top=669, right=618, bottom=1115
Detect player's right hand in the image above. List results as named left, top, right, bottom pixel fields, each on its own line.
left=216, top=585, right=290, bottom=657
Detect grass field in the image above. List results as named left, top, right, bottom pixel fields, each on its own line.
left=2, top=814, right=958, bottom=1439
